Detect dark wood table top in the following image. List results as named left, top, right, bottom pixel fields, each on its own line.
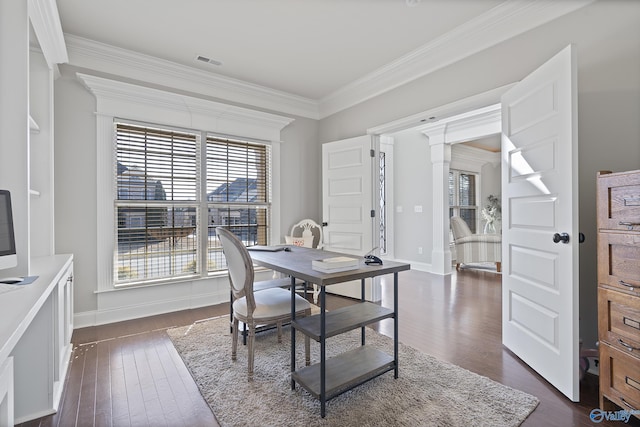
left=249, top=246, right=410, bottom=286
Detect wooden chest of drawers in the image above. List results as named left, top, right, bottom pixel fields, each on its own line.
left=597, top=170, right=640, bottom=417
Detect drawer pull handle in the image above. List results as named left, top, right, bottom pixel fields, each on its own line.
left=618, top=338, right=640, bottom=352
left=620, top=397, right=638, bottom=411
left=623, top=197, right=640, bottom=206
left=624, top=316, right=640, bottom=330
left=619, top=221, right=640, bottom=230
left=618, top=280, right=635, bottom=292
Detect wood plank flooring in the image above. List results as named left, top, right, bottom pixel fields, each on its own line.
left=18, top=268, right=640, bottom=426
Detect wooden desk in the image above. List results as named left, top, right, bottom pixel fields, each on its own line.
left=249, top=247, right=410, bottom=418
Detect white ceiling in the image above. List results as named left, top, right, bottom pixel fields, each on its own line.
left=54, top=0, right=593, bottom=118
left=56, top=0, right=507, bottom=100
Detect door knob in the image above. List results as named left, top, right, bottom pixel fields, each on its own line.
left=553, top=232, right=570, bottom=244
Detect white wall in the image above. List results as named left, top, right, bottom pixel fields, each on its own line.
left=318, top=1, right=640, bottom=349
left=388, top=129, right=432, bottom=267
left=0, top=0, right=29, bottom=279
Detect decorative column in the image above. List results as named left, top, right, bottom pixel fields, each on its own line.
left=425, top=125, right=452, bottom=275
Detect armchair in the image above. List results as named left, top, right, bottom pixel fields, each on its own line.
left=450, top=216, right=501, bottom=272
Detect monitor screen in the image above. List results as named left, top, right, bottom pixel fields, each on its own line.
left=0, top=190, right=17, bottom=269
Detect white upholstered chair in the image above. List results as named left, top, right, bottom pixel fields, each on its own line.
left=286, top=218, right=323, bottom=249
left=216, top=227, right=311, bottom=380
left=286, top=219, right=323, bottom=302
left=450, top=216, right=502, bottom=272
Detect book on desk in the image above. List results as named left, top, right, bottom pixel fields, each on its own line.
left=311, top=256, right=361, bottom=273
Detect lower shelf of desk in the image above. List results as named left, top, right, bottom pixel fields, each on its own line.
left=292, top=302, right=394, bottom=340
left=291, top=346, right=395, bottom=400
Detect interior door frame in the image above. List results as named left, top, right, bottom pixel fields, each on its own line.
left=367, top=85, right=514, bottom=274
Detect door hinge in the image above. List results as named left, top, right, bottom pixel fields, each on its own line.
left=370, top=149, right=375, bottom=157
left=370, top=210, right=376, bottom=218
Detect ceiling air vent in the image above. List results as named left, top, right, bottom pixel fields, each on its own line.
left=195, top=55, right=222, bottom=66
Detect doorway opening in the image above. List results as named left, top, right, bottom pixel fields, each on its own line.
left=369, top=100, right=504, bottom=275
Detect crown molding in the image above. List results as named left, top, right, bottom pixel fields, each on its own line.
left=318, top=0, right=596, bottom=119
left=63, top=0, right=594, bottom=121
left=28, top=0, right=68, bottom=68
left=368, top=84, right=512, bottom=136
left=77, top=73, right=295, bottom=142
left=417, top=103, right=501, bottom=144
left=66, top=35, right=320, bottom=120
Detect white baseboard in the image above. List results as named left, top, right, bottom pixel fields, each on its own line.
left=393, top=258, right=432, bottom=273
left=74, top=289, right=227, bottom=328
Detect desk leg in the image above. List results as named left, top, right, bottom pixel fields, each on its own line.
left=394, top=272, right=399, bottom=379
left=320, top=287, right=326, bottom=418
left=361, top=278, right=366, bottom=346
left=290, top=275, right=296, bottom=390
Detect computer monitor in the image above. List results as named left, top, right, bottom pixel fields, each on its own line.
left=0, top=190, right=17, bottom=271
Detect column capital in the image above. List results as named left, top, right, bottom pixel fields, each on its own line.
left=421, top=123, right=448, bottom=146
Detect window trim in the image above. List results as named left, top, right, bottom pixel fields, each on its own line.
left=78, top=73, right=293, bottom=291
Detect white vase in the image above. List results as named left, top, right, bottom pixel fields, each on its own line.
left=484, top=221, right=496, bottom=234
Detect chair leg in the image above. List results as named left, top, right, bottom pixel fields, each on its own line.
left=313, top=284, right=319, bottom=304
left=231, top=318, right=239, bottom=361
left=229, top=292, right=234, bottom=334
left=496, top=262, right=502, bottom=273
left=247, top=323, right=255, bottom=380
left=276, top=321, right=283, bottom=343
left=242, top=321, right=248, bottom=346
left=456, top=263, right=461, bottom=271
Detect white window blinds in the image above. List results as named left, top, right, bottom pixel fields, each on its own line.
left=114, top=122, right=272, bottom=285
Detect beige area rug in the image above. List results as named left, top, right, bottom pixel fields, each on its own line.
left=167, top=316, right=538, bottom=427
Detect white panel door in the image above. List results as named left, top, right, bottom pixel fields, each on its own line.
left=322, top=135, right=376, bottom=300
left=501, top=45, right=579, bottom=401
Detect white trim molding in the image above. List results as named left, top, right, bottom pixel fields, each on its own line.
left=28, top=0, right=68, bottom=68
left=426, top=126, right=453, bottom=275
left=417, top=104, right=501, bottom=145
left=67, top=35, right=320, bottom=120
left=63, top=1, right=594, bottom=120
left=0, top=357, right=14, bottom=427
left=368, top=85, right=512, bottom=136
left=77, top=73, right=295, bottom=142
left=420, top=104, right=502, bottom=275
left=320, top=0, right=595, bottom=118
left=77, top=73, right=294, bottom=324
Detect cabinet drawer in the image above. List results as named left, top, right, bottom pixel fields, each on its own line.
left=598, top=288, right=640, bottom=353
left=600, top=343, right=640, bottom=412
left=598, top=232, right=640, bottom=294
left=597, top=170, right=640, bottom=232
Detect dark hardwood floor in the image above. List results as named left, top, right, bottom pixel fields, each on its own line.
left=18, top=268, right=639, bottom=427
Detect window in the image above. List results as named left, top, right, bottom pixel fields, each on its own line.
left=205, top=136, right=270, bottom=272
left=449, top=170, right=478, bottom=233
left=378, top=151, right=386, bottom=254
left=115, top=122, right=271, bottom=285
left=80, top=73, right=292, bottom=292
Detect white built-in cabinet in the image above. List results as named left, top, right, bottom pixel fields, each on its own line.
left=0, top=0, right=71, bottom=425
left=0, top=256, right=74, bottom=424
